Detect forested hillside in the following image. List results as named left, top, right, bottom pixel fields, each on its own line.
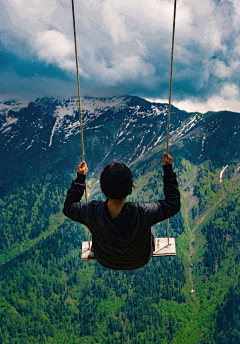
left=1, top=96, right=240, bottom=343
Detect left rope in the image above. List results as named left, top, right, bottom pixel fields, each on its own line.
left=71, top=0, right=90, bottom=249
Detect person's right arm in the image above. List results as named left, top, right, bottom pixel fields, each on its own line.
left=62, top=161, right=89, bottom=225
left=145, top=153, right=181, bottom=226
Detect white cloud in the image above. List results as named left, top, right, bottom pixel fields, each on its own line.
left=102, top=55, right=156, bottom=85
left=148, top=83, right=240, bottom=113
left=173, top=99, right=212, bottom=113
left=1, top=0, right=240, bottom=112
left=102, top=1, right=128, bottom=45
left=212, top=60, right=239, bottom=78
left=232, top=0, right=240, bottom=14
left=173, top=83, right=240, bottom=113
left=219, top=83, right=239, bottom=98
left=36, top=30, right=75, bottom=70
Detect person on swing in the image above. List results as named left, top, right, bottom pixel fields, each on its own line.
left=63, top=152, right=180, bottom=270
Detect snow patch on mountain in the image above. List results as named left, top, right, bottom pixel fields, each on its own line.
left=81, top=96, right=129, bottom=113
left=173, top=114, right=202, bottom=140
left=2, top=116, right=18, bottom=127
left=26, top=140, right=35, bottom=150
left=220, top=165, right=228, bottom=183
left=49, top=118, right=60, bottom=147
left=2, top=127, right=12, bottom=134
left=201, top=134, right=206, bottom=151
left=154, top=133, right=164, bottom=146
left=54, top=104, right=77, bottom=119
left=117, top=137, right=125, bottom=145
left=64, top=122, right=80, bottom=139
left=0, top=101, right=26, bottom=115
left=132, top=136, right=145, bottom=159
left=45, top=96, right=131, bottom=145
left=51, top=96, right=129, bottom=119
left=151, top=105, right=168, bottom=117
left=0, top=116, right=19, bottom=134
left=118, top=131, right=124, bottom=138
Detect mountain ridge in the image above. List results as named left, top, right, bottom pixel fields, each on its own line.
left=1, top=95, right=239, bottom=185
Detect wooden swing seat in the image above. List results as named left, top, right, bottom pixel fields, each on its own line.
left=81, top=237, right=176, bottom=261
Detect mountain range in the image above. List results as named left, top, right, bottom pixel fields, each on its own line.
left=1, top=96, right=240, bottom=343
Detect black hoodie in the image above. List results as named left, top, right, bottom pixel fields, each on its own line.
left=63, top=164, right=180, bottom=270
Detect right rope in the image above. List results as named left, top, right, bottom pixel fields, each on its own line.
left=166, top=0, right=177, bottom=246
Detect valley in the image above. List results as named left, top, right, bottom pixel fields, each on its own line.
left=1, top=96, right=240, bottom=343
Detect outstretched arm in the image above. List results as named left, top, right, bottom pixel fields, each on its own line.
left=145, top=153, right=181, bottom=226
left=63, top=161, right=89, bottom=225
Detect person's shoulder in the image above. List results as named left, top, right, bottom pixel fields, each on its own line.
left=86, top=200, right=105, bottom=215
left=126, top=201, right=148, bottom=211
left=130, top=201, right=160, bottom=212
left=88, top=200, right=104, bottom=206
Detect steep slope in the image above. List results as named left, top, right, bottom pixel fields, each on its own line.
left=0, top=96, right=191, bottom=187
left=2, top=97, right=240, bottom=187
left=1, top=96, right=240, bottom=343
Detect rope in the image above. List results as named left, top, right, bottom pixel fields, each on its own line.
left=71, top=0, right=177, bottom=250
left=166, top=0, right=177, bottom=246
left=71, top=0, right=90, bottom=250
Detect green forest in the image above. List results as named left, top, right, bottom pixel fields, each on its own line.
left=1, top=154, right=240, bottom=343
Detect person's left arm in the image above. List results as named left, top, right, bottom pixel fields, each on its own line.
left=63, top=161, right=89, bottom=225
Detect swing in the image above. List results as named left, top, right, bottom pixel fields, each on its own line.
left=82, top=238, right=176, bottom=261
left=70, top=0, right=178, bottom=262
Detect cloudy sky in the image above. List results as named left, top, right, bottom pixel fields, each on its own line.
left=1, top=0, right=240, bottom=112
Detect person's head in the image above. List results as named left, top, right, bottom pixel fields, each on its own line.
left=100, top=162, right=134, bottom=200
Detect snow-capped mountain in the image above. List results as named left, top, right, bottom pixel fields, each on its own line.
left=0, top=96, right=174, bottom=153
left=1, top=96, right=240, bottom=189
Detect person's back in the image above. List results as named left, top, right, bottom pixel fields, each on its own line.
left=63, top=153, right=180, bottom=270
